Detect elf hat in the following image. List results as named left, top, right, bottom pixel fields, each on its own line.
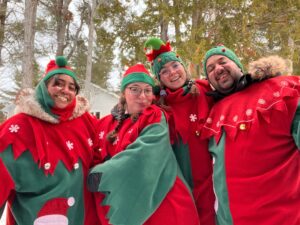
left=33, top=197, right=75, bottom=225
left=42, top=56, right=77, bottom=82
left=120, top=63, right=155, bottom=91
left=203, top=45, right=244, bottom=77
left=144, top=37, right=184, bottom=80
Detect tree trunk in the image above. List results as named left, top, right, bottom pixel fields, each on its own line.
left=84, top=0, right=98, bottom=100
left=0, top=0, right=8, bottom=66
left=56, top=0, right=72, bottom=56
left=287, top=36, right=294, bottom=73
left=191, top=0, right=202, bottom=42
left=159, top=0, right=169, bottom=41
left=21, top=0, right=38, bottom=89
left=85, top=0, right=97, bottom=84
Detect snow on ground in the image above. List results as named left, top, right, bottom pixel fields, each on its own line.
left=0, top=205, right=6, bottom=224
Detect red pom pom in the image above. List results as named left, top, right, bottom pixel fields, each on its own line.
left=222, top=48, right=226, bottom=52
left=42, top=60, right=57, bottom=77
left=46, top=60, right=56, bottom=72
left=145, top=41, right=172, bottom=62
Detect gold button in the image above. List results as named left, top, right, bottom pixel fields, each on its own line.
left=195, top=130, right=200, bottom=136
left=239, top=123, right=246, bottom=130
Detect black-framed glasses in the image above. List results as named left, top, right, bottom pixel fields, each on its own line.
left=127, top=86, right=153, bottom=96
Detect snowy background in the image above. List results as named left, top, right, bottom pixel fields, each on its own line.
left=0, top=206, right=6, bottom=224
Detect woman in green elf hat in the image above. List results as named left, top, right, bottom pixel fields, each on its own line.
left=0, top=56, right=101, bottom=224
left=144, top=37, right=216, bottom=225
left=88, top=63, right=200, bottom=225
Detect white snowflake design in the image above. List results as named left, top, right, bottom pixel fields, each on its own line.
left=258, top=98, right=266, bottom=105
left=99, top=131, right=105, bottom=139
left=66, top=140, right=74, bottom=150
left=273, top=91, right=280, bottom=97
left=113, top=136, right=119, bottom=145
left=233, top=115, right=238, bottom=122
left=9, top=124, right=20, bottom=133
left=128, top=129, right=133, bottom=134
left=206, top=118, right=212, bottom=124
left=246, top=109, right=253, bottom=116
left=189, top=114, right=197, bottom=122
left=280, top=80, right=288, bottom=87
left=88, top=138, right=93, bottom=147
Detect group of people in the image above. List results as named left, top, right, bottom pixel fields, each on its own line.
left=0, top=36, right=299, bottom=225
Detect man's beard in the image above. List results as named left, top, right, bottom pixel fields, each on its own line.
left=206, top=74, right=253, bottom=100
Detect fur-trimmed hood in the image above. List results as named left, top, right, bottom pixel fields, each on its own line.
left=248, top=55, right=293, bottom=80
left=14, top=88, right=90, bottom=123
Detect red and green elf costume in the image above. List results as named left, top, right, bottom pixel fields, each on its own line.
left=144, top=38, right=216, bottom=225
left=88, top=64, right=200, bottom=225
left=0, top=57, right=100, bottom=225
left=202, top=47, right=300, bottom=225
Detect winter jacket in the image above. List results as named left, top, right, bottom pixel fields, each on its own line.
left=0, top=89, right=100, bottom=225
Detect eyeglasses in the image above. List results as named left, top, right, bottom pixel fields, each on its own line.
left=127, top=86, right=153, bottom=96
left=159, top=62, right=182, bottom=77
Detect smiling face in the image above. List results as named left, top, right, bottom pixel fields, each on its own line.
left=46, top=74, right=77, bottom=109
left=206, top=55, right=243, bottom=94
left=159, top=61, right=187, bottom=90
left=123, top=82, right=154, bottom=114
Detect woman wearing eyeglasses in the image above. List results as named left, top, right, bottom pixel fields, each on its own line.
left=144, top=38, right=215, bottom=225
left=88, top=64, right=200, bottom=225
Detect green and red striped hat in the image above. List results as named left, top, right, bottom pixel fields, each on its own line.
left=120, top=63, right=155, bottom=91
left=144, top=37, right=184, bottom=80
left=42, top=56, right=77, bottom=82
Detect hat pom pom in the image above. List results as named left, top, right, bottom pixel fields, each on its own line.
left=144, top=37, right=172, bottom=62
left=46, top=60, right=56, bottom=71
left=56, top=56, right=67, bottom=67
left=144, top=37, right=165, bottom=50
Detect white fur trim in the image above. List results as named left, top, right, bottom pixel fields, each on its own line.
left=14, top=89, right=90, bottom=123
